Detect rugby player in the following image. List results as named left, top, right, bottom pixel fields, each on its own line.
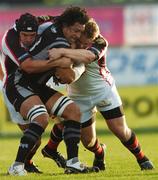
left=47, top=19, right=154, bottom=171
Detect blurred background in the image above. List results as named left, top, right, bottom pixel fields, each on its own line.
left=0, top=0, right=158, bottom=135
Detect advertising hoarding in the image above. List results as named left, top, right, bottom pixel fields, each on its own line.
left=107, top=47, right=158, bottom=86
left=0, top=6, right=124, bottom=48
left=124, top=5, right=158, bottom=45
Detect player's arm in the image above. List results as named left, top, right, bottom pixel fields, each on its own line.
left=49, top=36, right=108, bottom=64
left=49, top=48, right=96, bottom=64
left=20, top=56, right=73, bottom=74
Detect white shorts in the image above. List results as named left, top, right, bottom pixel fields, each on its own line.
left=2, top=88, right=29, bottom=125
left=69, top=83, right=122, bottom=123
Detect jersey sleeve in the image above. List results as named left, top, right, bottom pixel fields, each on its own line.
left=29, top=25, right=71, bottom=60
left=2, top=29, right=31, bottom=65
left=87, top=35, right=108, bottom=61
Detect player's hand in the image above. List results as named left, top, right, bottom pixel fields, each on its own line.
left=48, top=48, right=62, bottom=60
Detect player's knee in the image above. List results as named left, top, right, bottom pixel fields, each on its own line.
left=50, top=96, right=78, bottom=119
left=26, top=105, right=49, bottom=128
left=63, top=103, right=81, bottom=121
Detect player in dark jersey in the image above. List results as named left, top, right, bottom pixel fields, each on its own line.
left=0, top=13, right=66, bottom=174
left=2, top=7, right=99, bottom=176
left=1, top=13, right=44, bottom=174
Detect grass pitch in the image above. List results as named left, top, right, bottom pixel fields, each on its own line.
left=0, top=119, right=157, bottom=180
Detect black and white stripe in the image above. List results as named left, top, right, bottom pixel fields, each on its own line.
left=50, top=96, right=73, bottom=116
left=27, top=105, right=48, bottom=122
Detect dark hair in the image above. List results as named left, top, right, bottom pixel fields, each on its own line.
left=16, top=13, right=38, bottom=32
left=54, top=6, right=90, bottom=27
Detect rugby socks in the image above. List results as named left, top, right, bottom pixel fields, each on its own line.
left=122, top=131, right=146, bottom=162
left=25, top=139, right=41, bottom=164
left=45, top=124, right=63, bottom=152
left=63, top=120, right=81, bottom=160
left=86, top=139, right=104, bottom=159
left=15, top=123, right=44, bottom=163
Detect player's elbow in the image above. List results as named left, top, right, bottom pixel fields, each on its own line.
left=20, top=59, right=35, bottom=74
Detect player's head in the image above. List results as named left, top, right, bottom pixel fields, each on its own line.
left=55, top=6, right=90, bottom=43
left=15, top=13, right=38, bottom=47
left=79, top=18, right=100, bottom=48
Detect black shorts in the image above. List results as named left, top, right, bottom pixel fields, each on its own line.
left=6, top=71, right=57, bottom=112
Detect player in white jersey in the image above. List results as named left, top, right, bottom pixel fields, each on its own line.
left=48, top=19, right=154, bottom=171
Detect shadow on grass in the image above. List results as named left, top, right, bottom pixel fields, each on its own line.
left=0, top=126, right=157, bottom=139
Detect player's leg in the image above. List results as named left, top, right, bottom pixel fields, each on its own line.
left=2, top=88, right=42, bottom=173
left=100, top=106, right=154, bottom=170
left=8, top=95, right=48, bottom=176
left=46, top=92, right=99, bottom=173
left=81, top=118, right=106, bottom=170
left=18, top=124, right=42, bottom=173
left=98, top=82, right=154, bottom=170
left=43, top=117, right=106, bottom=170
left=41, top=122, right=66, bottom=168
left=6, top=82, right=49, bottom=176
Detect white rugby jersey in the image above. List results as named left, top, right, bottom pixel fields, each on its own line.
left=67, top=37, right=114, bottom=96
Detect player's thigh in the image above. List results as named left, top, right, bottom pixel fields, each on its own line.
left=96, top=84, right=122, bottom=113
left=46, top=91, right=81, bottom=121
left=70, top=96, right=96, bottom=123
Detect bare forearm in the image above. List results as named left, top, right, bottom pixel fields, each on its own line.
left=61, top=48, right=96, bottom=64
left=49, top=48, right=96, bottom=64
left=20, top=59, right=59, bottom=74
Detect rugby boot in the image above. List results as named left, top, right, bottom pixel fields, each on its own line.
left=8, top=162, right=27, bottom=176
left=41, top=146, right=66, bottom=168
left=25, top=161, right=42, bottom=173
left=93, top=144, right=106, bottom=170
left=65, top=157, right=99, bottom=174
left=138, top=156, right=154, bottom=170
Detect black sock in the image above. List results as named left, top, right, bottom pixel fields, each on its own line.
left=25, top=138, right=41, bottom=164
left=63, top=120, right=81, bottom=160
left=15, top=123, right=44, bottom=163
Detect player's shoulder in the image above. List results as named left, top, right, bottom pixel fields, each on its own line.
left=5, top=28, right=18, bottom=41
left=42, top=23, right=58, bottom=36
left=41, top=23, right=63, bottom=42
left=3, top=28, right=19, bottom=48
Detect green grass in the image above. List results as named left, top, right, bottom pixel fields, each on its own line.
left=0, top=120, right=157, bottom=180
left=0, top=86, right=158, bottom=179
